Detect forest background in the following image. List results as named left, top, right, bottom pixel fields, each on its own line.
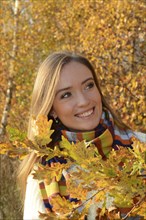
left=0, top=0, right=145, bottom=219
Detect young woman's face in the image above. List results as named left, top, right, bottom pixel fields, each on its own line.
left=52, top=61, right=102, bottom=131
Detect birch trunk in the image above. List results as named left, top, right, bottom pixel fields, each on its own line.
left=0, top=0, right=19, bottom=138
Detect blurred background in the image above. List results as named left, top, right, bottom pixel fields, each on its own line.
left=0, top=0, right=145, bottom=219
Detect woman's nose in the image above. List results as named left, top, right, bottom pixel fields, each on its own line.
left=76, top=92, right=90, bottom=106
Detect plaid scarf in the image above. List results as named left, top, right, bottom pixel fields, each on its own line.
left=39, top=109, right=134, bottom=213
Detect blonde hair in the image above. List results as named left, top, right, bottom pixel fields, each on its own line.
left=17, top=51, right=128, bottom=200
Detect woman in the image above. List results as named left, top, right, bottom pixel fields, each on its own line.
left=18, top=51, right=145, bottom=219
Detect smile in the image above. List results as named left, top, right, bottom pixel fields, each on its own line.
left=76, top=108, right=94, bottom=118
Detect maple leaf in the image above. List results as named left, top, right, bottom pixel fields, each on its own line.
left=6, top=126, right=27, bottom=142
left=0, top=116, right=55, bottom=159
left=39, top=211, right=58, bottom=220
left=34, top=115, right=54, bottom=146
left=50, top=195, right=80, bottom=218
left=0, top=141, right=30, bottom=159
left=33, top=162, right=71, bottom=183
left=59, top=136, right=96, bottom=165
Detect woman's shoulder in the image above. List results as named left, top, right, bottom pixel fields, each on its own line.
left=27, top=164, right=38, bottom=183
left=133, top=131, right=146, bottom=143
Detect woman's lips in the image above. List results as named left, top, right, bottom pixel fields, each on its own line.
left=76, top=108, right=94, bottom=118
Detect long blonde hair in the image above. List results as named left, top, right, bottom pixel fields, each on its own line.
left=17, top=51, right=128, bottom=200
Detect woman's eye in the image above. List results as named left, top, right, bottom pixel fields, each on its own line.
left=85, top=82, right=95, bottom=90
left=60, top=92, right=71, bottom=99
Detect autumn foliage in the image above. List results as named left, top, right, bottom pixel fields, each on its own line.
left=0, top=0, right=145, bottom=219
left=0, top=115, right=146, bottom=219
left=0, top=0, right=145, bottom=133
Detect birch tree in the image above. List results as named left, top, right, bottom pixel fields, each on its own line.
left=0, top=0, right=19, bottom=138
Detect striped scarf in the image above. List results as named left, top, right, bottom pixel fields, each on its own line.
left=39, top=109, right=134, bottom=213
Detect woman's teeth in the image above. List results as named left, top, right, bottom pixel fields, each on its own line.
left=77, top=109, right=93, bottom=118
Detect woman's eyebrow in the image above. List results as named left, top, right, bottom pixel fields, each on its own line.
left=55, top=77, right=94, bottom=96
left=55, top=87, right=71, bottom=96
left=82, top=77, right=94, bottom=85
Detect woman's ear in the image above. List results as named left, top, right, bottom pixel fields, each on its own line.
left=50, top=110, right=59, bottom=124
left=50, top=110, right=57, bottom=119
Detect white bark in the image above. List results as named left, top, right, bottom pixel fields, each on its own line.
left=0, top=0, right=19, bottom=137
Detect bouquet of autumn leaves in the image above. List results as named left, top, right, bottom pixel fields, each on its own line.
left=0, top=115, right=145, bottom=220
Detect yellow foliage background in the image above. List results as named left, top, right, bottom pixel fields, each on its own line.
left=0, top=0, right=145, bottom=219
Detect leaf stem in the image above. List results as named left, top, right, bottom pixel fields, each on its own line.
left=121, top=195, right=146, bottom=220
left=71, top=187, right=105, bottom=212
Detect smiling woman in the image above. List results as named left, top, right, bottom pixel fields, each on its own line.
left=52, top=61, right=102, bottom=132
left=17, top=51, right=145, bottom=220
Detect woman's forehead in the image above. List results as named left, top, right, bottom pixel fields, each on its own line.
left=58, top=61, right=93, bottom=86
